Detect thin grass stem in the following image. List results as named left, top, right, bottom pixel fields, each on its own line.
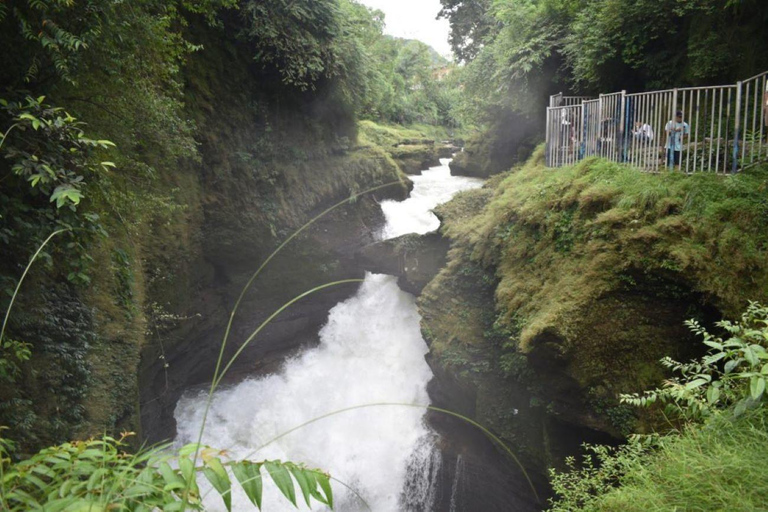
left=185, top=179, right=404, bottom=506
left=240, top=402, right=542, bottom=505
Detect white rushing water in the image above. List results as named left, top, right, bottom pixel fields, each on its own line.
left=174, top=158, right=483, bottom=511
left=380, top=159, right=484, bottom=239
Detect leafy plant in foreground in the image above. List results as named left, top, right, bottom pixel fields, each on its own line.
left=548, top=302, right=768, bottom=511
left=621, top=301, right=768, bottom=421
left=0, top=432, right=333, bottom=511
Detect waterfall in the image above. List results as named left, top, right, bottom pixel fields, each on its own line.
left=449, top=454, right=465, bottom=512
left=400, top=434, right=443, bottom=511
left=173, top=158, right=483, bottom=511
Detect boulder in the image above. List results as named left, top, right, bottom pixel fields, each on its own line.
left=356, top=232, right=450, bottom=295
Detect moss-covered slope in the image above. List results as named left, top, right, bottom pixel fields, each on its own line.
left=419, top=146, right=768, bottom=464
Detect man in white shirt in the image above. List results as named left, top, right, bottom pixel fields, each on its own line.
left=665, top=110, right=690, bottom=169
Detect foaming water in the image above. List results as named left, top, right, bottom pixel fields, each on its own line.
left=380, top=159, right=483, bottom=239
left=174, top=157, right=483, bottom=511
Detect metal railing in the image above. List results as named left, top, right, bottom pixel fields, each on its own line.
left=545, top=71, right=768, bottom=173
left=549, top=93, right=595, bottom=108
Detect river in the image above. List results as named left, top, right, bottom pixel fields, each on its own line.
left=173, top=159, right=538, bottom=511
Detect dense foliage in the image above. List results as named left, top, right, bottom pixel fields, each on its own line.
left=0, top=0, right=461, bottom=453
left=549, top=303, right=768, bottom=511
left=0, top=432, right=334, bottom=511
left=440, top=0, right=768, bottom=173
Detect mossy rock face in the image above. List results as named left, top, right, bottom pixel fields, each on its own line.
left=420, top=146, right=768, bottom=466
left=389, top=144, right=441, bottom=175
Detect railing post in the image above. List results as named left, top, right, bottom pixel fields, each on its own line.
left=620, top=90, right=627, bottom=163
left=733, top=80, right=742, bottom=173
left=545, top=108, right=551, bottom=166
left=597, top=94, right=603, bottom=157
left=580, top=100, right=587, bottom=161
left=668, top=88, right=678, bottom=169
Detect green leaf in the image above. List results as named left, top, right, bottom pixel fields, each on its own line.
left=203, top=458, right=232, bottom=512
left=50, top=185, right=83, bottom=208
left=265, top=461, right=297, bottom=507
left=750, top=376, right=765, bottom=401
left=287, top=464, right=313, bottom=507
left=178, top=443, right=204, bottom=457
left=744, top=346, right=758, bottom=366
left=703, top=352, right=727, bottom=365
left=232, top=461, right=263, bottom=510
left=317, top=472, right=333, bottom=509
left=685, top=378, right=707, bottom=390
left=158, top=462, right=185, bottom=488
left=724, top=359, right=740, bottom=374
left=706, top=385, right=720, bottom=404
left=178, top=456, right=199, bottom=496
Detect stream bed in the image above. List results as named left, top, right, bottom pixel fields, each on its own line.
left=173, top=159, right=542, bottom=511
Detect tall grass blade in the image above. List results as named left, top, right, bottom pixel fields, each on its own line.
left=241, top=402, right=542, bottom=505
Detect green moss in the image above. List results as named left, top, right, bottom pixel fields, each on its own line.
left=421, top=145, right=768, bottom=443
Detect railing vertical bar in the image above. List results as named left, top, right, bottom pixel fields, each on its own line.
left=683, top=90, right=691, bottom=174
left=734, top=81, right=742, bottom=173
left=657, top=92, right=665, bottom=172
left=643, top=96, right=661, bottom=171
left=632, top=96, right=639, bottom=169
left=680, top=91, right=691, bottom=174
left=742, top=82, right=749, bottom=170
left=726, top=87, right=732, bottom=172
left=598, top=95, right=604, bottom=159
left=708, top=88, right=715, bottom=172
left=617, top=94, right=622, bottom=163
left=761, top=75, right=766, bottom=162
left=744, top=81, right=751, bottom=165
left=652, top=93, right=659, bottom=172
left=693, top=89, right=700, bottom=173
left=628, top=96, right=642, bottom=167
left=752, top=77, right=759, bottom=163
left=621, top=91, right=627, bottom=164
left=716, top=88, right=724, bottom=173
left=639, top=95, right=646, bottom=170
left=579, top=105, right=584, bottom=163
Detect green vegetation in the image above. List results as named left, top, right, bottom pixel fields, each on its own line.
left=0, top=0, right=468, bottom=508
left=0, top=431, right=334, bottom=511
left=420, top=147, right=768, bottom=463
left=0, top=0, right=461, bottom=454
left=439, top=0, right=768, bottom=174
left=549, top=303, right=768, bottom=511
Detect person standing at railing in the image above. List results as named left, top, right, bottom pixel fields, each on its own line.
left=665, top=110, right=690, bottom=169
left=561, top=109, right=574, bottom=148
left=633, top=121, right=654, bottom=142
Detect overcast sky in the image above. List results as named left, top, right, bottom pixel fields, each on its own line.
left=357, top=0, right=453, bottom=59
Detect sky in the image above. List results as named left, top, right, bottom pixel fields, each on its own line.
left=357, top=0, right=453, bottom=59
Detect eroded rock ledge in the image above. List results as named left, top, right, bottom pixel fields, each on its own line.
left=355, top=232, right=450, bottom=295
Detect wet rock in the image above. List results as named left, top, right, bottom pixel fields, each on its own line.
left=356, top=232, right=450, bottom=295
left=449, top=150, right=488, bottom=178
left=391, top=144, right=441, bottom=175
left=438, top=143, right=459, bottom=159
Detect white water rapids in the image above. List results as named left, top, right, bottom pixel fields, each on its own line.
left=174, top=158, right=483, bottom=511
